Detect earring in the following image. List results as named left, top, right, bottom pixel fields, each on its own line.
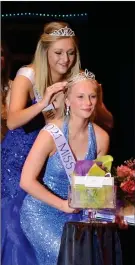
left=66, top=106, right=70, bottom=116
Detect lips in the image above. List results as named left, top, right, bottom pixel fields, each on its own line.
left=59, top=64, right=68, bottom=67
left=82, top=109, right=92, bottom=112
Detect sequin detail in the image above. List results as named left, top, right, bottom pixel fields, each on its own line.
left=1, top=66, right=44, bottom=200
left=20, top=120, right=97, bottom=265
left=1, top=128, right=40, bottom=199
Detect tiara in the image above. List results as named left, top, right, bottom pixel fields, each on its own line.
left=68, top=69, right=95, bottom=86
left=49, top=26, right=75, bottom=37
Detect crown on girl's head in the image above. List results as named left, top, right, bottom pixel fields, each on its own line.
left=68, top=69, right=95, bottom=86
left=49, top=26, right=75, bottom=37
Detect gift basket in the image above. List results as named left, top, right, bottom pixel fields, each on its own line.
left=69, top=155, right=115, bottom=209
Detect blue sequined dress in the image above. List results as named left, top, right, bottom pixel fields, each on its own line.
left=1, top=67, right=45, bottom=265
left=20, top=120, right=97, bottom=265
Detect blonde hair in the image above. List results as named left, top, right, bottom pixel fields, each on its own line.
left=61, top=77, right=113, bottom=131
left=94, top=83, right=114, bottom=133
left=32, top=21, right=81, bottom=97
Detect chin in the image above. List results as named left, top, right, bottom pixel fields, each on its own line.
left=82, top=112, right=93, bottom=119
left=58, top=66, right=69, bottom=74
left=76, top=113, right=91, bottom=119
left=59, top=69, right=69, bottom=74
left=84, top=115, right=92, bottom=119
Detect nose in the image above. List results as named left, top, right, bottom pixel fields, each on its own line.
left=63, top=53, right=69, bottom=63
left=85, top=97, right=92, bottom=106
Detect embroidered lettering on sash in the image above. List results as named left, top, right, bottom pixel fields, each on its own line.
left=44, top=123, right=76, bottom=183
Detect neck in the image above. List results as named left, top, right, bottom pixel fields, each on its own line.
left=51, top=70, right=64, bottom=83
left=68, top=116, right=89, bottom=136
left=46, top=108, right=63, bottom=123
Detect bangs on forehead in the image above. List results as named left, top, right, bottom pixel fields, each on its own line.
left=65, top=80, right=97, bottom=99
left=73, top=79, right=98, bottom=91
left=50, top=37, right=75, bottom=49
left=65, top=70, right=99, bottom=97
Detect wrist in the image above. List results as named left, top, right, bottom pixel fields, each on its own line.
left=42, top=103, right=55, bottom=112
left=58, top=199, right=66, bottom=212
left=38, top=99, right=55, bottom=112
left=37, top=99, right=48, bottom=111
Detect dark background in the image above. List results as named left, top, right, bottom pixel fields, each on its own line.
left=1, top=1, right=135, bottom=165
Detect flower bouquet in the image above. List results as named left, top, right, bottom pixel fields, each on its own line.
left=114, top=159, right=135, bottom=207
left=69, top=155, right=116, bottom=209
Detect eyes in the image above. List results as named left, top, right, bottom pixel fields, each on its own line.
left=55, top=50, right=75, bottom=56
left=77, top=94, right=97, bottom=99
left=77, top=95, right=84, bottom=99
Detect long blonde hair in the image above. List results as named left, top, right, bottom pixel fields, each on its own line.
left=94, top=84, right=114, bottom=133
left=32, top=21, right=81, bottom=97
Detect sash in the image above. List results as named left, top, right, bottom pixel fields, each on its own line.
left=44, top=123, right=76, bottom=184
left=33, top=85, right=55, bottom=112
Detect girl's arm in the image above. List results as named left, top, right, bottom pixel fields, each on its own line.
left=20, top=129, right=75, bottom=213
left=7, top=74, right=67, bottom=130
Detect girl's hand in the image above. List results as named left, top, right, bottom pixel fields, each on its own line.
left=62, top=200, right=80, bottom=214
left=40, top=81, right=68, bottom=110
left=113, top=215, right=128, bottom=229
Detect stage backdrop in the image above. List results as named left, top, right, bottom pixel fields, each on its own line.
left=1, top=1, right=135, bottom=165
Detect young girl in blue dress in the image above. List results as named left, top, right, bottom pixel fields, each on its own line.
left=20, top=70, right=111, bottom=265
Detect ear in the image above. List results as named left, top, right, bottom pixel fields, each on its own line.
left=65, top=97, right=70, bottom=107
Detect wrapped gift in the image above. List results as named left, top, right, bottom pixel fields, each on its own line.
left=69, top=155, right=116, bottom=209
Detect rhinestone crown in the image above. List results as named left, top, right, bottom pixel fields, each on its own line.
left=49, top=26, right=75, bottom=37
left=68, top=69, right=95, bottom=86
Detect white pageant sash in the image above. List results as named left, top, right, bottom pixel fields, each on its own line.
left=44, top=123, right=76, bottom=184
left=33, top=85, right=55, bottom=112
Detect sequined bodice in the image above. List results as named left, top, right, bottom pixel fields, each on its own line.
left=42, top=120, right=97, bottom=200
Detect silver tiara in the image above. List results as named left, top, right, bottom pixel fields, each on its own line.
left=68, top=69, right=95, bottom=86
left=49, top=26, right=75, bottom=37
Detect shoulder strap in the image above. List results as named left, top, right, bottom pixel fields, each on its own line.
left=16, top=67, right=35, bottom=86
left=16, top=67, right=54, bottom=112
left=89, top=123, right=97, bottom=158
left=43, top=123, right=76, bottom=184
